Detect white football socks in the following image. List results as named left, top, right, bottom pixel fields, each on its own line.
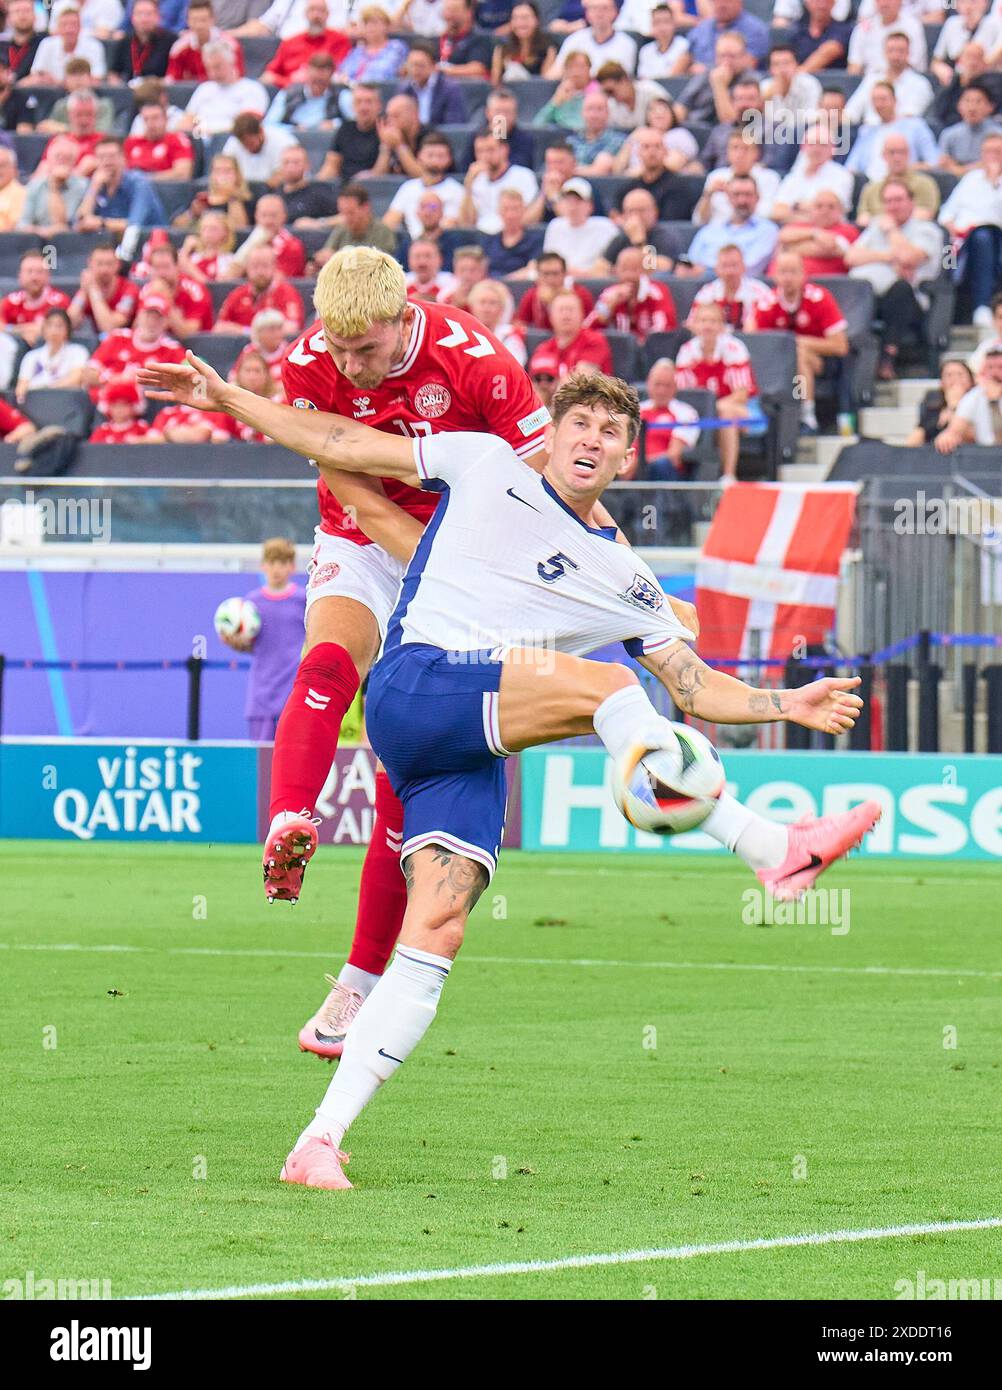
left=594, top=682, right=676, bottom=763
left=338, top=963, right=381, bottom=998
left=702, top=793, right=788, bottom=872
left=298, top=945, right=452, bottom=1151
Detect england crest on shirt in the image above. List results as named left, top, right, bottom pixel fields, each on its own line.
left=622, top=573, right=664, bottom=613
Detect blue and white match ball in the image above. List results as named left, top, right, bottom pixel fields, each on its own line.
left=614, top=723, right=725, bottom=834
left=213, top=597, right=261, bottom=643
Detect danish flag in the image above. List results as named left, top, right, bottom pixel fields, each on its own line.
left=436, top=319, right=495, bottom=358
left=695, top=483, right=859, bottom=662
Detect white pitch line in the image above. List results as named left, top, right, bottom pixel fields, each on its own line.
left=1, top=942, right=999, bottom=980
left=132, top=1216, right=1002, bottom=1301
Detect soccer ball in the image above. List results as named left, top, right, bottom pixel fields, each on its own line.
left=614, top=723, right=725, bottom=834
left=213, top=597, right=261, bottom=643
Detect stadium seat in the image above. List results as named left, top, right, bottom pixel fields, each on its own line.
left=238, top=35, right=281, bottom=79
left=661, top=221, right=698, bottom=254
left=179, top=334, right=246, bottom=376
left=295, top=128, right=332, bottom=175
left=289, top=280, right=314, bottom=317
left=676, top=388, right=719, bottom=473
left=45, top=233, right=117, bottom=278
left=653, top=76, right=691, bottom=100
left=643, top=330, right=693, bottom=370
left=207, top=280, right=239, bottom=315
left=529, top=125, right=578, bottom=169
left=156, top=181, right=200, bottom=220
left=510, top=79, right=558, bottom=121
left=739, top=331, right=799, bottom=474
left=652, top=277, right=709, bottom=325
left=15, top=387, right=93, bottom=438
left=94, top=84, right=138, bottom=131
left=14, top=133, right=49, bottom=172
left=359, top=176, right=405, bottom=218
left=812, top=71, right=861, bottom=98
left=164, top=83, right=198, bottom=110
left=437, top=124, right=479, bottom=173
left=0, top=233, right=42, bottom=276
left=928, top=170, right=958, bottom=204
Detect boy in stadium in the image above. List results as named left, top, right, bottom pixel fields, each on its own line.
left=138, top=356, right=881, bottom=1190
left=216, top=538, right=308, bottom=743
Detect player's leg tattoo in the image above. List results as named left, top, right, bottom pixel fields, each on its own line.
left=429, top=847, right=487, bottom=914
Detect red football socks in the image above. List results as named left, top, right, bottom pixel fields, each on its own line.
left=268, top=642, right=360, bottom=821
left=346, top=770, right=407, bottom=976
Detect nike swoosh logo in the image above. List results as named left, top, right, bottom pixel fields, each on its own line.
left=378, top=1047, right=404, bottom=1064
left=779, top=853, right=823, bottom=881
left=506, top=486, right=540, bottom=512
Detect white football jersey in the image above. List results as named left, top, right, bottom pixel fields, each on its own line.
left=383, top=432, right=695, bottom=662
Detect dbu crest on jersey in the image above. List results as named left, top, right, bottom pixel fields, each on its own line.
left=310, top=561, right=341, bottom=588
left=622, top=573, right=664, bottom=612
left=414, top=382, right=452, bottom=418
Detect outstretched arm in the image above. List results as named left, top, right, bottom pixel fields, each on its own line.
left=136, top=352, right=420, bottom=484
left=639, top=644, right=863, bottom=735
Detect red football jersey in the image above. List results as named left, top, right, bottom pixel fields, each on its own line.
left=692, top=276, right=769, bottom=331
left=123, top=131, right=194, bottom=175
left=232, top=340, right=286, bottom=386
left=72, top=276, right=138, bottom=331
left=0, top=398, right=29, bottom=435
left=675, top=332, right=758, bottom=399
left=589, top=278, right=677, bottom=340
left=514, top=282, right=594, bottom=331
left=0, top=286, right=71, bottom=326
left=264, top=29, right=352, bottom=86
left=151, top=405, right=231, bottom=439
left=88, top=329, right=187, bottom=398
left=268, top=229, right=306, bottom=280
left=89, top=418, right=154, bottom=443
left=218, top=281, right=304, bottom=332
left=749, top=283, right=847, bottom=339
left=172, top=275, right=214, bottom=332
left=281, top=300, right=551, bottom=546
left=535, top=328, right=613, bottom=378
left=166, top=29, right=244, bottom=81
left=44, top=131, right=104, bottom=168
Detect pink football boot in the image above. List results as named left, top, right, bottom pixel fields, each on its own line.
left=280, top=1136, right=352, bottom=1190
left=298, top=975, right=365, bottom=1061
left=263, top=812, right=319, bottom=905
left=757, top=801, right=882, bottom=902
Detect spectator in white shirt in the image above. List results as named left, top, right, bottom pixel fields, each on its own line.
left=542, top=177, right=618, bottom=274
left=939, top=131, right=1002, bottom=327
left=935, top=348, right=1002, bottom=450
left=844, top=33, right=934, bottom=126
left=50, top=0, right=124, bottom=39
left=222, top=113, right=298, bottom=182
left=394, top=0, right=448, bottom=37
left=596, top=61, right=674, bottom=130
left=15, top=308, right=88, bottom=400
left=761, top=43, right=822, bottom=120
left=693, top=129, right=780, bottom=225
left=771, top=123, right=855, bottom=223
left=383, top=131, right=466, bottom=236
left=236, top=0, right=357, bottom=40
left=932, top=0, right=1002, bottom=86
left=28, top=7, right=108, bottom=83
left=554, top=0, right=638, bottom=77
left=459, top=131, right=538, bottom=234
left=637, top=5, right=691, bottom=78
left=847, top=0, right=928, bottom=76
left=180, top=43, right=269, bottom=136
left=773, top=0, right=850, bottom=20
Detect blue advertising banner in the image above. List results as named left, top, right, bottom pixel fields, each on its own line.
left=520, top=748, right=1002, bottom=861
left=0, top=739, right=259, bottom=842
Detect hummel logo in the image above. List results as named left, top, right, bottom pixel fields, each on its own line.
left=305, top=687, right=331, bottom=711
left=378, top=1047, right=404, bottom=1064
left=506, top=486, right=540, bottom=512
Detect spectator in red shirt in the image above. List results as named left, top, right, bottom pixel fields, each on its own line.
left=0, top=396, right=38, bottom=446
left=586, top=246, right=677, bottom=341
left=263, top=0, right=352, bottom=87
left=82, top=294, right=187, bottom=401
left=166, top=0, right=243, bottom=82
left=746, top=248, right=849, bottom=435
left=691, top=244, right=768, bottom=331
left=634, top=358, right=702, bottom=480
left=404, top=237, right=458, bottom=301
left=107, top=0, right=176, bottom=83
left=89, top=381, right=159, bottom=442
left=0, top=250, right=71, bottom=347
left=536, top=288, right=614, bottom=377
left=42, top=91, right=105, bottom=175
left=527, top=344, right=559, bottom=410
left=214, top=350, right=278, bottom=441
left=513, top=251, right=595, bottom=333
left=141, top=242, right=215, bottom=336
left=768, top=190, right=861, bottom=277
left=124, top=102, right=195, bottom=180
left=150, top=401, right=232, bottom=442
left=215, top=246, right=304, bottom=336
left=178, top=210, right=237, bottom=282
left=675, top=300, right=763, bottom=480
left=230, top=310, right=289, bottom=386
left=68, top=242, right=137, bottom=335
left=230, top=194, right=307, bottom=279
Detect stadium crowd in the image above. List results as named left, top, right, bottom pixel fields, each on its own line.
left=1, top=0, right=1001, bottom=475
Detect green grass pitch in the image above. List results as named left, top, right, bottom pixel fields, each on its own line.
left=3, top=842, right=1000, bottom=1301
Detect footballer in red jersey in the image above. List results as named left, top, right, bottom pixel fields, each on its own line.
left=675, top=300, right=765, bottom=478
left=745, top=250, right=849, bottom=435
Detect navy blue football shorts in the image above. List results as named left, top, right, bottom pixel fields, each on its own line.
left=365, top=642, right=509, bottom=881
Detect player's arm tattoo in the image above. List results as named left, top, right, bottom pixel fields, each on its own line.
left=321, top=423, right=347, bottom=457
left=654, top=645, right=710, bottom=716
left=430, top=847, right=487, bottom=914
left=403, top=855, right=417, bottom=894
left=747, top=690, right=787, bottom=718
